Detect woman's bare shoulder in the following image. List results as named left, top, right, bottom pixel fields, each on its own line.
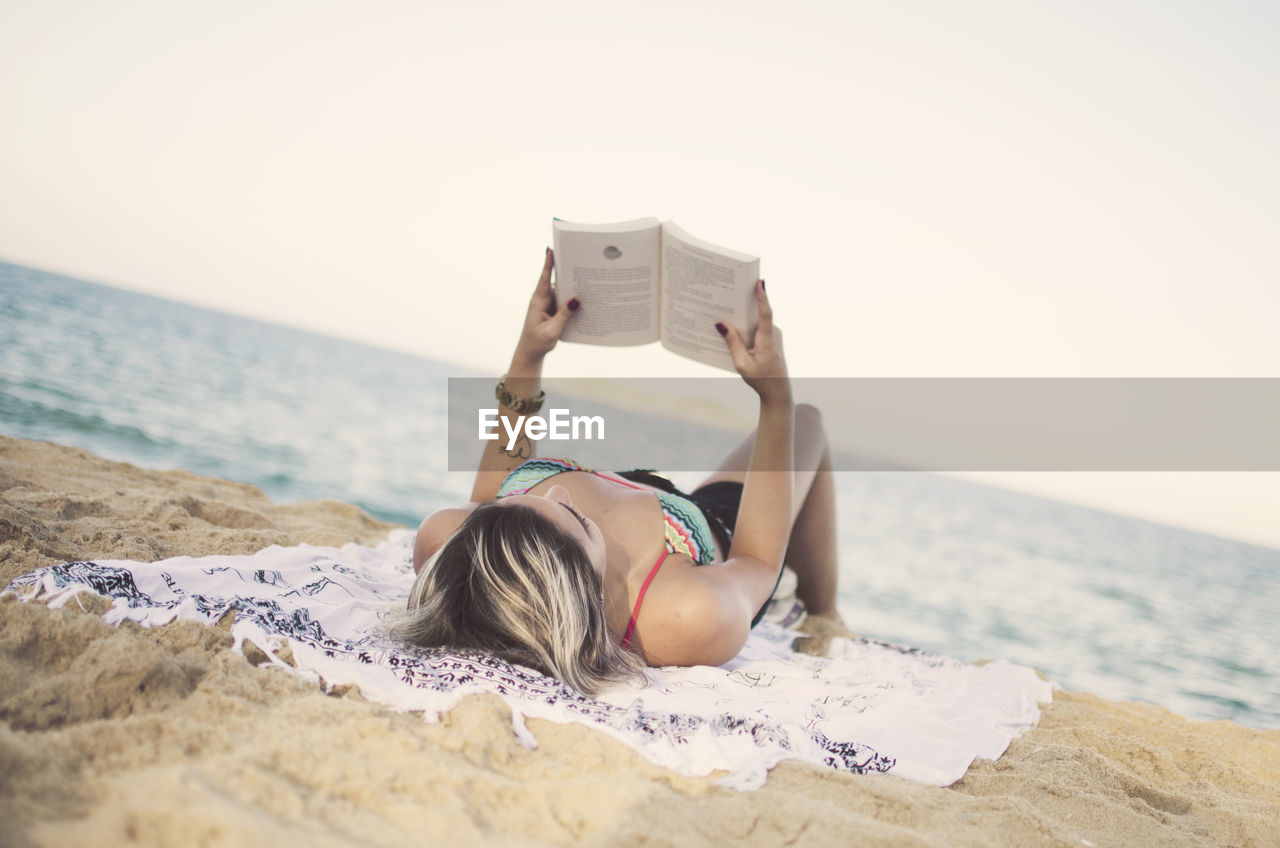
left=633, top=561, right=752, bottom=667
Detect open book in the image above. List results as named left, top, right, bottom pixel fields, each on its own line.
left=551, top=218, right=760, bottom=372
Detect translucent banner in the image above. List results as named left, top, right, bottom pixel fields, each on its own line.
left=447, top=378, right=1280, bottom=472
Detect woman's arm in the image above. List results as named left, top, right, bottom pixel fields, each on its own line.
left=716, top=280, right=795, bottom=614
left=639, top=395, right=794, bottom=668
left=638, top=281, right=795, bottom=667
left=470, top=249, right=580, bottom=502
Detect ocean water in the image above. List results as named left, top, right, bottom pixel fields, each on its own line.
left=3, top=260, right=1278, bottom=729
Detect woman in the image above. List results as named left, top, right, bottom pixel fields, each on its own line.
left=393, top=249, right=843, bottom=695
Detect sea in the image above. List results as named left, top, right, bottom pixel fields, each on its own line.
left=3, top=259, right=1278, bottom=730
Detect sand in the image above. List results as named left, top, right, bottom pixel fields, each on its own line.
left=2, top=433, right=1277, bottom=847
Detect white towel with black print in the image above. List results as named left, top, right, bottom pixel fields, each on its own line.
left=3, top=529, right=1052, bottom=790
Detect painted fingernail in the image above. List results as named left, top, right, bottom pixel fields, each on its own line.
left=760, top=279, right=766, bottom=291
left=715, top=322, right=728, bottom=336
left=568, top=298, right=580, bottom=312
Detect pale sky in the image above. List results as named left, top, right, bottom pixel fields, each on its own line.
left=2, top=1, right=1277, bottom=548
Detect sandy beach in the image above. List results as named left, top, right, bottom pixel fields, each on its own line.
left=1, top=433, right=1277, bottom=847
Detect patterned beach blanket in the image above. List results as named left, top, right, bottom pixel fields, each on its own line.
left=3, top=530, right=1052, bottom=790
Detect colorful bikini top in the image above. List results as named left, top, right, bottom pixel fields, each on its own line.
left=495, top=458, right=720, bottom=650
left=495, top=458, right=718, bottom=565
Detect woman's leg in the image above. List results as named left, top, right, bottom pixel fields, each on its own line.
left=695, top=404, right=842, bottom=616
left=783, top=447, right=839, bottom=616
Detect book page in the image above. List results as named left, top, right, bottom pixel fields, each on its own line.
left=552, top=218, right=662, bottom=346
left=658, top=222, right=760, bottom=372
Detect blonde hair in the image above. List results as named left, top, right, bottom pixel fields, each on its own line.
left=391, top=502, right=645, bottom=696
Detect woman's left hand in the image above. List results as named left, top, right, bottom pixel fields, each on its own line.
left=512, top=248, right=580, bottom=366
left=716, top=280, right=791, bottom=406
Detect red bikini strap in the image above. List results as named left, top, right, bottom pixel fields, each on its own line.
left=620, top=547, right=669, bottom=650
left=596, top=471, right=647, bottom=490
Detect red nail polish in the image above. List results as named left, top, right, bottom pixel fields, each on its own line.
left=715, top=322, right=728, bottom=336
left=568, top=298, right=580, bottom=312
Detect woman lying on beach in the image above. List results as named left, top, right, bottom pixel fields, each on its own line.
left=394, top=249, right=843, bottom=695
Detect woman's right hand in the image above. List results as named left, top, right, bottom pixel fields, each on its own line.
left=511, top=248, right=580, bottom=370
left=715, top=280, right=792, bottom=405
